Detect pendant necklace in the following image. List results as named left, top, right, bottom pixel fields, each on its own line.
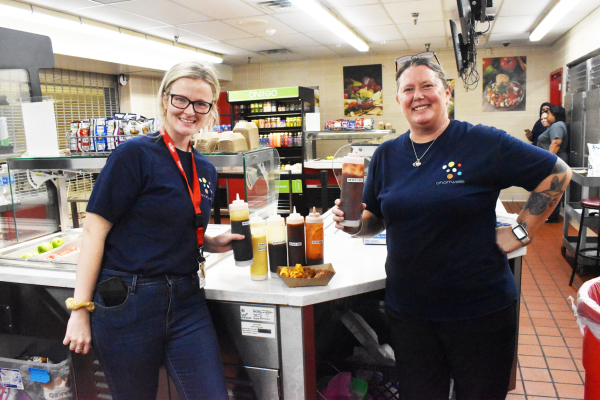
left=410, top=135, right=438, bottom=167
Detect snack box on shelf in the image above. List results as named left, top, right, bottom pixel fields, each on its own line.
left=277, top=263, right=336, bottom=288
left=0, top=234, right=82, bottom=260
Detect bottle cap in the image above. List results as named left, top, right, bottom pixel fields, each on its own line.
left=229, top=193, right=248, bottom=211
left=343, top=152, right=364, bottom=164
left=286, top=207, right=304, bottom=225
left=305, top=207, right=323, bottom=224
left=267, top=213, right=284, bottom=225
left=250, top=212, right=265, bottom=226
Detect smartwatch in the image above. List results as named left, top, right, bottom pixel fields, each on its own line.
left=512, top=223, right=531, bottom=246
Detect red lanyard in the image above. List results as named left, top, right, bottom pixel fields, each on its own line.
left=162, top=130, right=203, bottom=247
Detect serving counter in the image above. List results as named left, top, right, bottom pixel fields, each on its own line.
left=0, top=207, right=525, bottom=400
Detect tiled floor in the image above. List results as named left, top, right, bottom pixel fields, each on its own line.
left=503, top=202, right=595, bottom=400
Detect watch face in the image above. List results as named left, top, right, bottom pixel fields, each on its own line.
left=513, top=225, right=527, bottom=240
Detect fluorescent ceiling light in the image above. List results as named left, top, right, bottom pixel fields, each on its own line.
left=0, top=3, right=223, bottom=67
left=288, top=0, right=369, bottom=52
left=529, top=0, right=582, bottom=41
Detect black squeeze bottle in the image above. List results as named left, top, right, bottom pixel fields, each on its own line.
left=229, top=194, right=253, bottom=267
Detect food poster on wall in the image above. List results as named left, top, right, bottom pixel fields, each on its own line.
left=482, top=56, right=527, bottom=112
left=343, top=64, right=383, bottom=117
left=447, top=79, right=455, bottom=119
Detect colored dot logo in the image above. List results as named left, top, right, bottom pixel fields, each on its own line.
left=442, top=161, right=462, bottom=180
left=200, top=178, right=213, bottom=195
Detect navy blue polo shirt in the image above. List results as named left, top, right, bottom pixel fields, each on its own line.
left=364, top=120, right=557, bottom=321
left=87, top=133, right=217, bottom=276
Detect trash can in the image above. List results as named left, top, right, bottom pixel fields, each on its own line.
left=577, top=277, right=600, bottom=400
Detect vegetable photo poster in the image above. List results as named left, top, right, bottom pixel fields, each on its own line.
left=482, top=56, right=527, bottom=112
left=343, top=64, right=383, bottom=117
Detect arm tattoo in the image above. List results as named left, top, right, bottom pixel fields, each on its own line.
left=524, top=160, right=569, bottom=216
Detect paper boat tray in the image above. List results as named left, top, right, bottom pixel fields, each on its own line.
left=277, top=263, right=336, bottom=288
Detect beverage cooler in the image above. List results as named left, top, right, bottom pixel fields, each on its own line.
left=228, top=87, right=315, bottom=215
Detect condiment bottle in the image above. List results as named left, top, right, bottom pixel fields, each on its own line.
left=286, top=207, right=305, bottom=266
left=339, top=153, right=365, bottom=227
left=267, top=213, right=287, bottom=278
left=249, top=213, right=268, bottom=281
left=305, top=207, right=324, bottom=266
left=229, top=194, right=253, bottom=267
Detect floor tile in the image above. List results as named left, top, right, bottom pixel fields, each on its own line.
left=535, top=326, right=561, bottom=336
left=518, top=355, right=547, bottom=368
left=523, top=380, right=557, bottom=397
left=505, top=395, right=526, bottom=400
left=550, top=369, right=583, bottom=384
left=519, top=344, right=544, bottom=356
left=552, top=310, right=578, bottom=320
left=520, top=325, right=537, bottom=335
left=529, top=310, right=553, bottom=319
left=545, top=357, right=577, bottom=371
left=560, top=327, right=584, bottom=338
left=542, top=345, right=571, bottom=358
left=527, top=302, right=550, bottom=311
left=519, top=335, right=540, bottom=345
left=520, top=367, right=552, bottom=382
left=565, top=336, right=583, bottom=348
left=569, top=347, right=583, bottom=359
left=554, top=382, right=585, bottom=399
left=538, top=336, right=565, bottom=347
left=531, top=318, right=557, bottom=327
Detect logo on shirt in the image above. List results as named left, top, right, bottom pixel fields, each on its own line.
left=200, top=177, right=213, bottom=200
left=436, top=161, right=465, bottom=185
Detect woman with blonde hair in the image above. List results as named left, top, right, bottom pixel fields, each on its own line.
left=63, top=61, right=238, bottom=400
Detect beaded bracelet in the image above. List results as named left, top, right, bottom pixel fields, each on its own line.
left=65, top=298, right=95, bottom=312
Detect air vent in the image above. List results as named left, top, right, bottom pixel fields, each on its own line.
left=258, top=49, right=292, bottom=55
left=256, top=1, right=292, bottom=13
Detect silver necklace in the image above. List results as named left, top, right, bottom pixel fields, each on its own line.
left=410, top=135, right=438, bottom=167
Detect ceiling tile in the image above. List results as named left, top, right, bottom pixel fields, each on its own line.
left=272, top=11, right=329, bottom=33
left=577, top=0, right=600, bottom=13
left=552, top=11, right=593, bottom=30
left=487, top=32, right=531, bottom=42
left=397, top=21, right=447, bottom=39
left=499, top=0, right=554, bottom=17
left=304, top=30, right=347, bottom=46
left=385, top=1, right=445, bottom=24
left=405, top=36, right=448, bottom=51
left=72, top=5, right=170, bottom=29
left=175, top=21, right=253, bottom=41
left=293, top=45, right=339, bottom=58
left=368, top=39, right=409, bottom=53
left=108, top=0, right=211, bottom=25
left=326, top=43, right=360, bottom=55
left=264, top=52, right=316, bottom=62
left=356, top=25, right=403, bottom=42
left=326, top=0, right=379, bottom=7
left=263, top=33, right=321, bottom=48
left=334, top=4, right=394, bottom=28
left=492, top=15, right=538, bottom=34
left=20, top=0, right=98, bottom=10
left=189, top=41, right=256, bottom=56
left=144, top=25, right=215, bottom=44
left=224, top=53, right=272, bottom=65
left=222, top=36, right=284, bottom=52
left=223, top=15, right=297, bottom=36
left=183, top=0, right=265, bottom=20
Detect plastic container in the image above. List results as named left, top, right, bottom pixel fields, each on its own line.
left=339, top=153, right=365, bottom=227
left=267, top=213, right=287, bottom=278
left=229, top=194, right=253, bottom=267
left=286, top=207, right=305, bottom=266
left=249, top=214, right=268, bottom=281
left=577, top=277, right=600, bottom=400
left=305, top=207, right=324, bottom=266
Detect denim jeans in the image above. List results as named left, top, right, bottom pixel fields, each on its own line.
left=387, top=302, right=516, bottom=400
left=90, top=269, right=228, bottom=400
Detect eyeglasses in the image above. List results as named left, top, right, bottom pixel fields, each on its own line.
left=167, top=93, right=213, bottom=114
left=395, top=51, right=441, bottom=72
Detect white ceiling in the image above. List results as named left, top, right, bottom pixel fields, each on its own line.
left=16, top=0, right=600, bottom=66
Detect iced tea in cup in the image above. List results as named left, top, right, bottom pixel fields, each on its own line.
left=339, top=153, right=365, bottom=227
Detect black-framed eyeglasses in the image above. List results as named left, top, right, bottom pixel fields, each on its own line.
left=167, top=93, right=213, bottom=114
left=395, top=51, right=441, bottom=72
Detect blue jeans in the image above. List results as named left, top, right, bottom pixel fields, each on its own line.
left=90, top=269, right=228, bottom=400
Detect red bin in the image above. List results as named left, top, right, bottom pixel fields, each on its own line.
left=577, top=277, right=600, bottom=400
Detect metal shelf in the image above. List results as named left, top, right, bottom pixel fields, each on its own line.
left=8, top=156, right=108, bottom=173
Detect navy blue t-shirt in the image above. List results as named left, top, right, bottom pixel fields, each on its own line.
left=87, top=133, right=217, bottom=276
left=364, top=120, right=557, bottom=321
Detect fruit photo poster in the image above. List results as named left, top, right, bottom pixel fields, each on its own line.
left=343, top=64, right=383, bottom=117
left=482, top=56, right=527, bottom=112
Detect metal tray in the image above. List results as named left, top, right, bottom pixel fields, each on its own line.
left=0, top=230, right=82, bottom=260
left=28, top=239, right=82, bottom=262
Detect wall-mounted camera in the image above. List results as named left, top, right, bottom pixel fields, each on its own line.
left=502, top=42, right=510, bottom=47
